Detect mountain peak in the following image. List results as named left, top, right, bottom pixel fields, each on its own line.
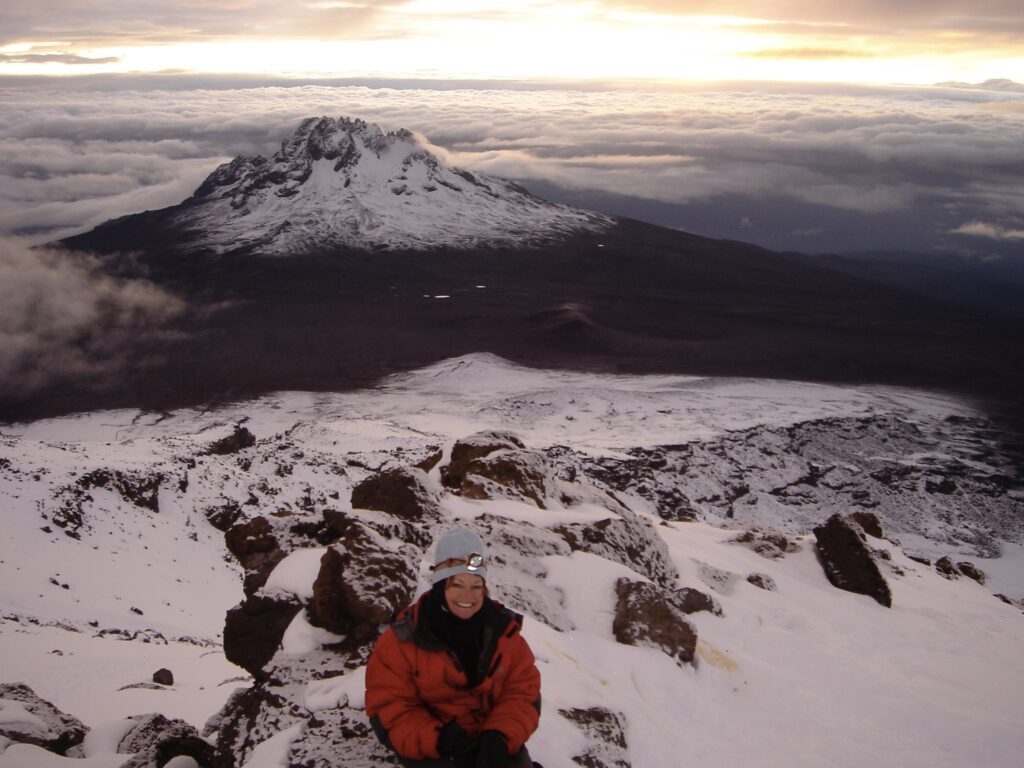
left=177, top=115, right=612, bottom=255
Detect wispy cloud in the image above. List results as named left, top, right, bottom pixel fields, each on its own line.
left=0, top=77, right=1022, bottom=256
left=951, top=221, right=1024, bottom=241
left=0, top=53, right=120, bottom=65
left=0, top=237, right=184, bottom=397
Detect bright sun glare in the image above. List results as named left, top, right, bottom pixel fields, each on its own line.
left=2, top=5, right=1020, bottom=85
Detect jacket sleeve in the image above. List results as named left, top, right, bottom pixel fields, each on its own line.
left=481, top=631, right=541, bottom=754
left=364, top=628, right=444, bottom=760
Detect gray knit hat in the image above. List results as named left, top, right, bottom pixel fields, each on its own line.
left=430, top=528, right=488, bottom=584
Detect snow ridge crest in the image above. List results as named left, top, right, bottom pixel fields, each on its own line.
left=180, top=115, right=612, bottom=254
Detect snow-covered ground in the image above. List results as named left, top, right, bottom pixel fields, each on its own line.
left=2, top=354, right=1022, bottom=767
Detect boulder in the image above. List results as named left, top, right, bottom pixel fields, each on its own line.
left=813, top=514, right=892, bottom=607
left=440, top=430, right=525, bottom=489
left=612, top=578, right=697, bottom=666
left=559, top=707, right=632, bottom=768
left=350, top=467, right=439, bottom=521
left=461, top=449, right=554, bottom=508
left=204, top=502, right=244, bottom=532
left=675, top=586, right=723, bottom=615
left=847, top=511, right=884, bottom=539
left=307, top=524, right=418, bottom=644
left=0, top=683, right=86, bottom=755
left=555, top=512, right=679, bottom=588
left=957, top=561, right=986, bottom=585
left=77, top=468, right=163, bottom=512
left=223, top=593, right=303, bottom=678
left=116, top=713, right=219, bottom=768
left=225, top=517, right=287, bottom=597
left=728, top=527, right=801, bottom=559
left=747, top=573, right=776, bottom=591
left=935, top=556, right=960, bottom=579
left=204, top=425, right=256, bottom=456
left=152, top=669, right=174, bottom=686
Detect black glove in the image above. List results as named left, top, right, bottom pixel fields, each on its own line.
left=475, top=730, right=509, bottom=768
left=437, top=721, right=475, bottom=758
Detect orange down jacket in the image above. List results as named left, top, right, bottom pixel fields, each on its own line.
left=364, top=593, right=541, bottom=760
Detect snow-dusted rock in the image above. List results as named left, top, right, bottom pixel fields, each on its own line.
left=559, top=706, right=632, bottom=768
left=116, top=713, right=215, bottom=768
left=0, top=683, right=86, bottom=755
left=308, top=528, right=418, bottom=643
left=813, top=514, right=892, bottom=607
left=555, top=510, right=679, bottom=588
left=441, top=430, right=525, bottom=488
left=349, top=467, right=440, bottom=521
left=612, top=578, right=698, bottom=666
left=223, top=593, right=303, bottom=679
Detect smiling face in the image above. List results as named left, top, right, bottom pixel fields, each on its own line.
left=444, top=573, right=486, bottom=620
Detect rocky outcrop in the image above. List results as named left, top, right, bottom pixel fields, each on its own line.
left=223, top=593, right=303, bottom=678
left=308, top=524, right=418, bottom=645
left=813, top=514, right=892, bottom=607
left=77, top=468, right=164, bottom=512
left=728, top=527, right=801, bottom=559
left=225, top=517, right=288, bottom=598
left=441, top=430, right=525, bottom=488
left=555, top=511, right=679, bottom=588
left=0, top=683, right=86, bottom=755
left=934, top=557, right=987, bottom=584
left=204, top=425, right=256, bottom=456
left=116, top=713, right=220, bottom=768
left=440, top=431, right=556, bottom=508
left=350, top=467, right=440, bottom=521
left=559, top=707, right=631, bottom=768
left=461, top=450, right=554, bottom=508
left=612, top=578, right=698, bottom=666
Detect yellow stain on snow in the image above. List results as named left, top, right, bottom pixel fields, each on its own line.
left=696, top=639, right=738, bottom=672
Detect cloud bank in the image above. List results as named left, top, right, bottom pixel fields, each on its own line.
left=0, top=237, right=184, bottom=398
left=0, top=77, right=1022, bottom=256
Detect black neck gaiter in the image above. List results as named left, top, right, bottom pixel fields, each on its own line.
left=425, top=581, right=488, bottom=687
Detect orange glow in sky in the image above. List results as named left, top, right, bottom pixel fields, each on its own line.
left=1, top=1, right=1022, bottom=85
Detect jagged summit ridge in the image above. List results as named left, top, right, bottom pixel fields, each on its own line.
left=176, top=116, right=612, bottom=254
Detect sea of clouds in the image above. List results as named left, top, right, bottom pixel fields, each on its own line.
left=1, top=76, right=1023, bottom=257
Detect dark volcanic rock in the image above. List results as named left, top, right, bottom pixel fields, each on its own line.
left=223, top=593, right=303, bottom=678
left=957, top=561, right=987, bottom=584
left=612, top=578, right=697, bottom=666
left=729, top=527, right=801, bottom=559
left=460, top=449, right=553, bottom=508
left=78, top=468, right=164, bottom=512
left=675, top=586, right=723, bottom=615
left=0, top=683, right=86, bottom=755
left=350, top=467, right=439, bottom=521
left=747, top=573, right=776, bottom=591
left=559, top=707, right=631, bottom=768
left=555, top=512, right=679, bottom=588
left=848, top=511, right=885, bottom=539
left=117, top=713, right=220, bottom=768
left=204, top=425, right=257, bottom=456
left=935, top=556, right=960, bottom=579
left=152, top=668, right=174, bottom=686
left=225, top=516, right=287, bottom=597
left=441, top=430, right=525, bottom=488
left=813, top=514, right=892, bottom=607
left=308, top=525, right=417, bottom=644
left=204, top=501, right=244, bottom=532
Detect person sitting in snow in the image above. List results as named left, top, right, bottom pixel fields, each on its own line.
left=365, top=527, right=541, bottom=768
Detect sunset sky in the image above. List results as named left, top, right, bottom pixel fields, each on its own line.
left=2, top=0, right=1023, bottom=84
left=1, top=2, right=1023, bottom=263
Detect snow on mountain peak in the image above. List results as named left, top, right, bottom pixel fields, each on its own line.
left=178, top=116, right=613, bottom=254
